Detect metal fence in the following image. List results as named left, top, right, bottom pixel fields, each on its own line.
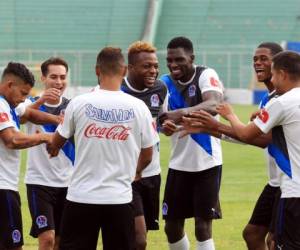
left=0, top=49, right=254, bottom=90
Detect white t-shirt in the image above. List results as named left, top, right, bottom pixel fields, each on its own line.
left=24, top=98, right=73, bottom=187
left=258, top=91, right=281, bottom=187
left=254, top=88, right=300, bottom=197
left=57, top=89, right=158, bottom=204
left=0, top=98, right=26, bottom=191
left=163, top=67, right=223, bottom=172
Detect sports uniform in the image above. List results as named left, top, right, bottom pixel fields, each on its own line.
left=57, top=89, right=158, bottom=250
left=254, top=87, right=300, bottom=249
left=121, top=77, right=167, bottom=230
left=248, top=91, right=281, bottom=228
left=161, top=66, right=223, bottom=220
left=24, top=96, right=74, bottom=238
left=0, top=97, right=26, bottom=249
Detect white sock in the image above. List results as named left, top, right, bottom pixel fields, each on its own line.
left=168, top=234, right=190, bottom=250
left=196, top=239, right=215, bottom=250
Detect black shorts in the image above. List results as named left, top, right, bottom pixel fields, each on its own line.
left=248, top=184, right=281, bottom=227
left=26, top=184, right=67, bottom=237
left=59, top=200, right=135, bottom=250
left=132, top=174, right=161, bottom=230
left=162, top=166, right=222, bottom=220
left=273, top=198, right=300, bottom=249
left=0, top=189, right=23, bottom=249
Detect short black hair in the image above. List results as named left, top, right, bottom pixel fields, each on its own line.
left=41, top=57, right=69, bottom=76
left=2, top=62, right=35, bottom=87
left=96, top=47, right=125, bottom=75
left=167, top=36, right=194, bottom=53
left=257, top=42, right=283, bottom=56
left=272, top=51, right=300, bottom=81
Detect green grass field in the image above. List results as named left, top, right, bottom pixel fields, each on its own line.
left=19, top=104, right=267, bottom=249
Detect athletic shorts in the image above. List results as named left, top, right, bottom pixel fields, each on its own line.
left=274, top=198, right=300, bottom=249
left=0, top=189, right=23, bottom=249
left=26, top=184, right=67, bottom=237
left=132, top=174, right=161, bottom=230
left=162, top=166, right=222, bottom=220
left=248, top=184, right=281, bottom=227
left=59, top=200, right=135, bottom=250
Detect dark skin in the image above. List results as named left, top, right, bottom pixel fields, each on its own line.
left=161, top=47, right=223, bottom=134
left=180, top=47, right=278, bottom=250
left=162, top=47, right=223, bottom=243
left=127, top=52, right=159, bottom=90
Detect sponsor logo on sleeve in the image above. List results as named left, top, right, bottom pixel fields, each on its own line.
left=0, top=112, right=9, bottom=122
left=210, top=77, right=219, bottom=87
left=258, top=109, right=269, bottom=123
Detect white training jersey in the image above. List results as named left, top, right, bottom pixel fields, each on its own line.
left=0, top=98, right=26, bottom=191
left=259, top=91, right=281, bottom=187
left=24, top=97, right=74, bottom=187
left=254, top=87, right=300, bottom=198
left=161, top=66, right=223, bottom=172
left=57, top=89, right=158, bottom=204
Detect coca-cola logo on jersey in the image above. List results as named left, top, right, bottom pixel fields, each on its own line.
left=84, top=123, right=131, bottom=140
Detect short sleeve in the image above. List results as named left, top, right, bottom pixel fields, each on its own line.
left=198, top=68, right=224, bottom=94
left=0, top=100, right=14, bottom=131
left=253, top=98, right=284, bottom=134
left=140, top=103, right=159, bottom=148
left=15, top=102, right=28, bottom=117
left=57, top=99, right=75, bottom=139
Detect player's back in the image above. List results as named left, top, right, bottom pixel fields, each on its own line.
left=60, top=90, right=157, bottom=205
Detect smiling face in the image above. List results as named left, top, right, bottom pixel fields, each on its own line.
left=42, top=64, right=67, bottom=95
left=166, top=47, right=194, bottom=82
left=253, top=47, right=273, bottom=83
left=128, top=52, right=159, bottom=89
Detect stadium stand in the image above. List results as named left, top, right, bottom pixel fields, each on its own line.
left=1, top=0, right=300, bottom=91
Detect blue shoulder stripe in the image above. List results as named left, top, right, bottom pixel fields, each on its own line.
left=160, top=75, right=212, bottom=156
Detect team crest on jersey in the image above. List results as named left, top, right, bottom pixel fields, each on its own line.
left=36, top=215, right=48, bottom=229
left=258, top=109, right=269, bottom=123
left=188, top=85, right=196, bottom=97
left=150, top=94, right=159, bottom=107
left=0, top=112, right=9, bottom=122
left=162, top=202, right=168, bottom=216
left=12, top=229, right=21, bottom=243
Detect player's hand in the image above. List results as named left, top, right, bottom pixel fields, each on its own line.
left=159, top=109, right=188, bottom=124
left=46, top=138, right=60, bottom=158
left=38, top=88, right=61, bottom=104
left=134, top=171, right=142, bottom=181
left=162, top=120, right=180, bottom=136
left=249, top=110, right=261, bottom=121
left=216, top=103, right=234, bottom=120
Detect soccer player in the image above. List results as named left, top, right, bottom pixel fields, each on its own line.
left=24, top=57, right=74, bottom=250
left=217, top=50, right=300, bottom=250
left=181, top=42, right=283, bottom=250
left=159, top=36, right=224, bottom=250
left=121, top=41, right=168, bottom=250
left=47, top=47, right=158, bottom=250
left=0, top=62, right=55, bottom=250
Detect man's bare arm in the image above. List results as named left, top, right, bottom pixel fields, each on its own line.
left=47, top=131, right=67, bottom=157
left=0, top=127, right=52, bottom=149
left=135, top=146, right=153, bottom=181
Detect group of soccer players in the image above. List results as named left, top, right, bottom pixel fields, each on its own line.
left=0, top=36, right=299, bottom=250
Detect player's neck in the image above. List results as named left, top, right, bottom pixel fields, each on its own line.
left=100, top=75, right=123, bottom=91
left=263, top=79, right=274, bottom=92
left=127, top=75, right=145, bottom=91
